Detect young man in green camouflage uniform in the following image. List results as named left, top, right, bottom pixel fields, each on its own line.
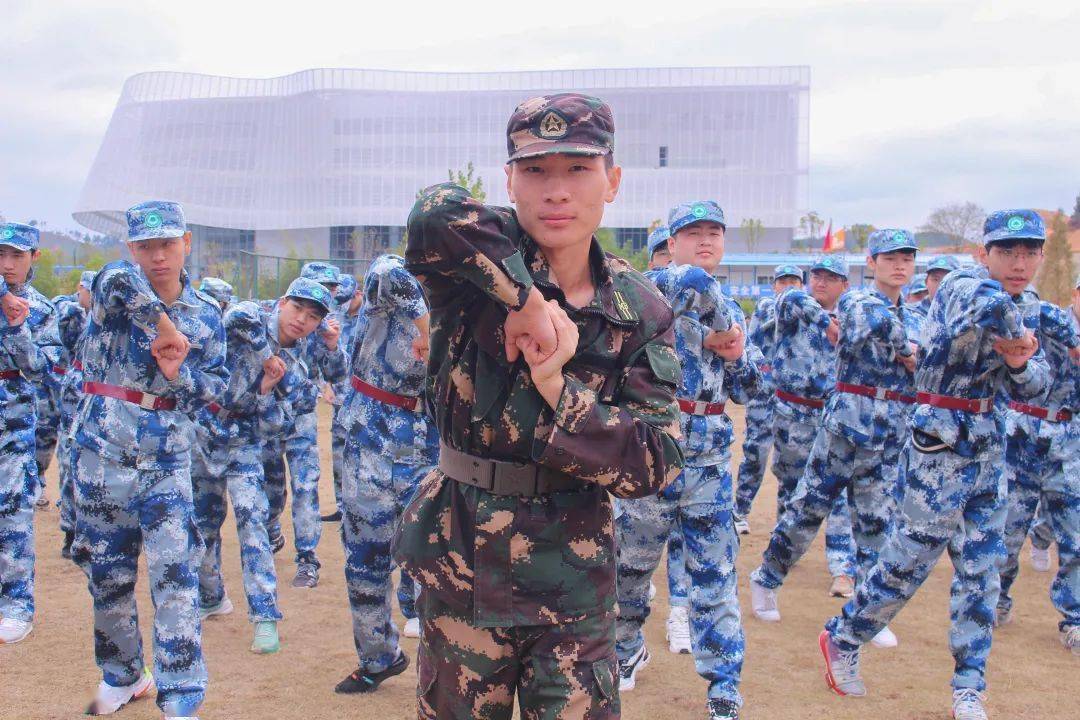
left=395, top=93, right=684, bottom=719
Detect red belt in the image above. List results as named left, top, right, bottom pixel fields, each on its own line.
left=53, top=365, right=67, bottom=375
left=775, top=389, right=824, bottom=410
left=915, top=392, right=993, bottom=414
left=836, top=382, right=915, bottom=405
left=206, top=401, right=237, bottom=419
left=1008, top=401, right=1073, bottom=422
left=0, top=370, right=21, bottom=380
left=351, top=376, right=421, bottom=412
left=73, top=360, right=84, bottom=371
left=677, top=398, right=726, bottom=415
left=83, top=381, right=176, bottom=411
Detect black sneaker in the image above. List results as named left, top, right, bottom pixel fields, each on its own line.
left=335, top=651, right=409, bottom=694
left=292, top=562, right=319, bottom=588
left=61, top=530, right=74, bottom=560
left=707, top=699, right=740, bottom=720
left=269, top=531, right=285, bottom=554
left=618, top=645, right=650, bottom=692
left=320, top=510, right=342, bottom=522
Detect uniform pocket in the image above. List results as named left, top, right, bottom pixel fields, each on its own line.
left=645, top=342, right=680, bottom=389
left=591, top=657, right=617, bottom=701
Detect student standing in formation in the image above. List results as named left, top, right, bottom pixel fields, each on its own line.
left=54, top=270, right=95, bottom=560
left=396, top=93, right=683, bottom=719
left=333, top=253, right=436, bottom=694
left=72, top=201, right=228, bottom=719
left=818, top=209, right=1052, bottom=720
left=0, top=221, right=61, bottom=645
left=734, top=264, right=804, bottom=534
left=750, top=229, right=920, bottom=651
left=617, top=201, right=760, bottom=720
left=995, top=277, right=1080, bottom=655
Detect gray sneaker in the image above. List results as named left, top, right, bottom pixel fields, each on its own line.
left=818, top=630, right=866, bottom=697
left=951, top=689, right=987, bottom=720
left=292, top=563, right=319, bottom=589
left=1061, top=626, right=1080, bottom=656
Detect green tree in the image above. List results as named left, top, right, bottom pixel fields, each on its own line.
left=448, top=162, right=486, bottom=203
left=1070, top=193, right=1080, bottom=229
left=1036, top=211, right=1076, bottom=308
left=740, top=218, right=764, bottom=253
left=596, top=228, right=648, bottom=272
left=847, top=223, right=875, bottom=253
left=799, top=211, right=823, bottom=241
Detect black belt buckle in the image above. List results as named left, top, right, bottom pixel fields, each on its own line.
left=492, top=461, right=538, bottom=496
left=465, top=456, right=496, bottom=492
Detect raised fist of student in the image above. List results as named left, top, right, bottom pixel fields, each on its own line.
left=260, top=356, right=287, bottom=395
left=516, top=301, right=579, bottom=408
left=505, top=288, right=558, bottom=363
left=411, top=333, right=430, bottom=362
left=320, top=317, right=341, bottom=350
left=151, top=326, right=190, bottom=374
left=993, top=331, right=1038, bottom=369
left=826, top=317, right=840, bottom=346
left=1, top=293, right=30, bottom=326
left=705, top=324, right=745, bottom=362
left=898, top=343, right=918, bottom=373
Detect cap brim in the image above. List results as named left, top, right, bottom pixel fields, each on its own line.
left=985, top=232, right=1045, bottom=245
left=128, top=228, right=186, bottom=243
left=509, top=141, right=609, bottom=162
left=0, top=240, right=35, bottom=251
left=774, top=272, right=801, bottom=281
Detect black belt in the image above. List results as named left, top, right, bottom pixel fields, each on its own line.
left=439, top=442, right=582, bottom=496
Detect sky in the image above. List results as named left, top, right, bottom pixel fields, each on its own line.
left=3, top=0, right=1079, bottom=234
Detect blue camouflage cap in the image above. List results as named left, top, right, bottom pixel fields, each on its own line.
left=773, top=264, right=803, bottom=282
left=926, top=255, right=960, bottom=274
left=907, top=273, right=928, bottom=294
left=868, top=228, right=918, bottom=256
left=810, top=255, right=849, bottom=279
left=79, top=270, right=97, bottom=289
left=647, top=226, right=670, bottom=254
left=983, top=209, right=1045, bottom=246
left=300, top=261, right=341, bottom=286
left=668, top=201, right=726, bottom=235
left=0, top=222, right=40, bottom=251
left=126, top=201, right=186, bottom=242
left=285, top=277, right=334, bottom=313
left=333, top=273, right=358, bottom=305
left=198, top=277, right=234, bottom=305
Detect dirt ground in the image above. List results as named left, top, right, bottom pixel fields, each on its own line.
left=3, top=403, right=1075, bottom=720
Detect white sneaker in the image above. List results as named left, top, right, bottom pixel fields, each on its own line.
left=1060, top=626, right=1080, bottom=656
left=734, top=515, right=750, bottom=535
left=403, top=617, right=420, bottom=638
left=618, top=644, right=650, bottom=692
left=666, top=606, right=692, bottom=654
left=86, top=668, right=155, bottom=715
left=1030, top=545, right=1051, bottom=572
left=951, top=689, right=988, bottom=720
left=870, top=626, right=898, bottom=649
left=750, top=578, right=780, bottom=622
left=199, top=595, right=234, bottom=620
left=648, top=581, right=657, bottom=601
left=0, top=617, right=32, bottom=644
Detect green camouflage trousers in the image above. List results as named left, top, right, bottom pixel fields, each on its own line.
left=416, top=593, right=619, bottom=719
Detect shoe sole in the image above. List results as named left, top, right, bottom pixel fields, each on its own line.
left=0, top=628, right=32, bottom=644
left=620, top=650, right=650, bottom=692
left=251, top=642, right=280, bottom=655
left=336, top=656, right=410, bottom=694
left=200, top=599, right=234, bottom=620
left=818, top=631, right=863, bottom=698
left=87, top=675, right=155, bottom=715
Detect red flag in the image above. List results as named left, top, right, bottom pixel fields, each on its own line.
left=822, top=220, right=844, bottom=253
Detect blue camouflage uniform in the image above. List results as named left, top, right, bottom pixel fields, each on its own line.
left=753, top=231, right=919, bottom=596
left=263, top=265, right=348, bottom=573
left=997, top=299, right=1080, bottom=635
left=735, top=264, right=801, bottom=519
left=71, top=202, right=228, bottom=716
left=338, top=254, right=437, bottom=674
left=0, top=222, right=61, bottom=625
left=826, top=209, right=1052, bottom=694
left=617, top=211, right=761, bottom=707
left=54, top=271, right=95, bottom=541
left=329, top=272, right=358, bottom=513
left=767, top=257, right=856, bottom=580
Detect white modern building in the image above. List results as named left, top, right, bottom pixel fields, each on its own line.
left=74, top=66, right=810, bottom=286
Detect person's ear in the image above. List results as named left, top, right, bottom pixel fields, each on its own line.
left=504, top=164, right=516, bottom=203
left=604, top=164, right=622, bottom=203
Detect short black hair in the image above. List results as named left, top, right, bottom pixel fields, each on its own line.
left=650, top=240, right=668, bottom=258
left=987, top=238, right=1044, bottom=251
left=285, top=296, right=329, bottom=319
left=873, top=248, right=917, bottom=259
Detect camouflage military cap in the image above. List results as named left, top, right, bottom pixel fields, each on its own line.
left=668, top=201, right=726, bottom=235
left=300, top=261, right=341, bottom=286
left=773, top=264, right=803, bottom=282
left=333, top=273, right=358, bottom=305
left=983, top=209, right=1045, bottom=246
left=126, top=200, right=186, bottom=242
left=79, top=270, right=97, bottom=289
left=506, top=93, right=615, bottom=162
left=647, top=226, right=670, bottom=254
left=926, top=255, right=960, bottom=274
left=810, top=255, right=849, bottom=278
left=285, top=277, right=334, bottom=313
left=0, top=222, right=40, bottom=251
left=908, top=273, right=928, bottom=294
left=868, top=228, right=918, bottom=256
left=198, top=276, right=234, bottom=304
